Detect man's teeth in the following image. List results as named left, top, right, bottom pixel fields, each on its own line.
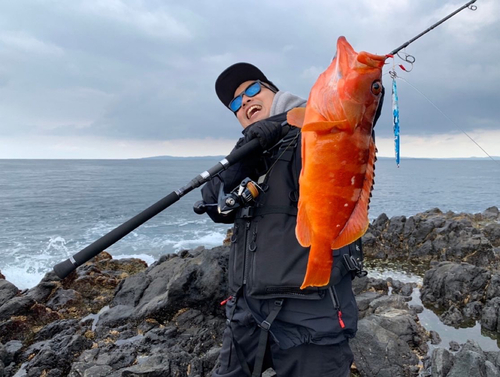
left=246, top=105, right=262, bottom=119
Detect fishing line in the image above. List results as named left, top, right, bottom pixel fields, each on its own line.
left=394, top=75, right=498, bottom=164
left=382, top=0, right=483, bottom=164
left=389, top=0, right=477, bottom=56
left=260, top=130, right=301, bottom=182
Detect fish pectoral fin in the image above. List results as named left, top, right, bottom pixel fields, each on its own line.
left=295, top=205, right=312, bottom=247
left=301, top=120, right=350, bottom=133
left=287, top=107, right=306, bottom=128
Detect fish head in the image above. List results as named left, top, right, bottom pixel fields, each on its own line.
left=307, top=36, right=387, bottom=130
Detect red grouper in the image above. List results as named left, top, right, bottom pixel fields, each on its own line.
left=287, top=36, right=387, bottom=289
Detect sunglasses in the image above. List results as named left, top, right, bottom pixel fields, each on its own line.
left=229, top=80, right=276, bottom=113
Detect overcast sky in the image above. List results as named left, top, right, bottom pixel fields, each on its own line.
left=1, top=0, right=498, bottom=159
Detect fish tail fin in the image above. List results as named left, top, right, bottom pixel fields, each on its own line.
left=287, top=107, right=306, bottom=128
left=300, top=240, right=333, bottom=289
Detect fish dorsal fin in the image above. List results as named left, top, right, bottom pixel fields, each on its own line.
left=287, top=107, right=306, bottom=128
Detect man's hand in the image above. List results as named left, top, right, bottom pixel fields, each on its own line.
left=243, top=119, right=289, bottom=150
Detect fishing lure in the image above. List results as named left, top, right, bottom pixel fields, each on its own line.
left=392, top=73, right=400, bottom=167
left=384, top=0, right=477, bottom=167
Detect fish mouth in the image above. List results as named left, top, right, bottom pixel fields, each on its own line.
left=246, top=104, right=262, bottom=120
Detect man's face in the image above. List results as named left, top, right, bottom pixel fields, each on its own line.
left=233, top=80, right=276, bottom=129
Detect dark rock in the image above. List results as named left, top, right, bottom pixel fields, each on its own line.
left=3, top=340, right=22, bottom=365
left=33, top=319, right=80, bottom=342
left=364, top=208, right=500, bottom=269
left=0, top=295, right=35, bottom=321
left=2, top=213, right=499, bottom=377
left=431, top=347, right=454, bottom=376
left=373, top=213, right=389, bottom=229
left=486, top=274, right=500, bottom=300
left=440, top=305, right=464, bottom=327
left=45, top=289, right=83, bottom=311
left=421, top=262, right=490, bottom=309
left=355, top=291, right=382, bottom=315
left=446, top=340, right=498, bottom=376
left=112, top=246, right=229, bottom=323
left=449, top=341, right=461, bottom=352
left=0, top=280, right=19, bottom=307
left=429, top=330, right=442, bottom=345
left=351, top=276, right=369, bottom=295
left=409, top=304, right=424, bottom=314
left=483, top=223, right=500, bottom=247
left=399, top=282, right=415, bottom=297
left=350, top=310, right=424, bottom=376
left=482, top=206, right=500, bottom=220
left=481, top=297, right=500, bottom=332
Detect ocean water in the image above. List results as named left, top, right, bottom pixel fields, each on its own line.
left=0, top=158, right=499, bottom=290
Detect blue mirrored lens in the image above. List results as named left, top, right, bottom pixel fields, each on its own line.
left=229, top=81, right=262, bottom=113
left=229, top=96, right=242, bottom=112
left=245, top=82, right=261, bottom=97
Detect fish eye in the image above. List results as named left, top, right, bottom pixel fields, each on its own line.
left=371, top=81, right=382, bottom=95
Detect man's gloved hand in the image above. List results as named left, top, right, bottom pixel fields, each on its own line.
left=242, top=119, right=289, bottom=150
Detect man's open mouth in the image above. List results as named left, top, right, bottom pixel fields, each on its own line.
left=246, top=105, right=262, bottom=120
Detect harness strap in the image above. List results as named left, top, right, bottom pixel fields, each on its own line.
left=331, top=240, right=367, bottom=285
left=252, top=299, right=284, bottom=377
left=236, top=205, right=298, bottom=219
left=226, top=288, right=253, bottom=376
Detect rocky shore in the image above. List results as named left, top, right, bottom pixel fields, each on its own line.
left=1, top=207, right=499, bottom=377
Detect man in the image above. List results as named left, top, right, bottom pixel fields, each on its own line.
left=201, top=63, right=364, bottom=377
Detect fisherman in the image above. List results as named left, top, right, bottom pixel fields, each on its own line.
left=201, top=63, right=371, bottom=377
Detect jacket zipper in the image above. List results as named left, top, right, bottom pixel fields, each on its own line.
left=242, top=221, right=251, bottom=285
left=329, top=286, right=345, bottom=329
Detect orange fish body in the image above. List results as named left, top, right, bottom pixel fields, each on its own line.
left=287, top=36, right=386, bottom=289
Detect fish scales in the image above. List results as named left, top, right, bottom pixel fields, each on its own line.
left=287, top=36, right=386, bottom=289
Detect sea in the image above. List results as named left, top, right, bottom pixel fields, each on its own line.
left=1, top=157, right=499, bottom=350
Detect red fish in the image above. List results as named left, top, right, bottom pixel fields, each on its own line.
left=287, top=36, right=386, bottom=289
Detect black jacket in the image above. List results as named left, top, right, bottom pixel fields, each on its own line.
left=201, top=112, right=359, bottom=347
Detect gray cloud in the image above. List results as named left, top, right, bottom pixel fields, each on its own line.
left=0, top=0, right=498, bottom=152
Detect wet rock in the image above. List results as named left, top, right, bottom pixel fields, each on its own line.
left=363, top=207, right=500, bottom=268
left=0, top=280, right=19, bottom=308
left=431, top=347, right=454, bottom=376
left=446, top=340, right=499, bottom=376
left=483, top=206, right=500, bottom=221
left=429, top=330, right=442, bottom=345
left=420, top=261, right=500, bottom=332
left=350, top=303, right=427, bottom=377
left=2, top=211, right=500, bottom=377
left=440, top=305, right=464, bottom=327
left=481, top=297, right=500, bottom=333
left=486, top=274, right=500, bottom=300
left=427, top=341, right=500, bottom=377
left=421, top=262, right=490, bottom=310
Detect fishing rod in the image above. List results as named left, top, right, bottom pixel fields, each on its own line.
left=387, top=0, right=478, bottom=166
left=389, top=0, right=477, bottom=56
left=53, top=137, right=264, bottom=279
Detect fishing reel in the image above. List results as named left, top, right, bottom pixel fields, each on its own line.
left=218, top=177, right=261, bottom=215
